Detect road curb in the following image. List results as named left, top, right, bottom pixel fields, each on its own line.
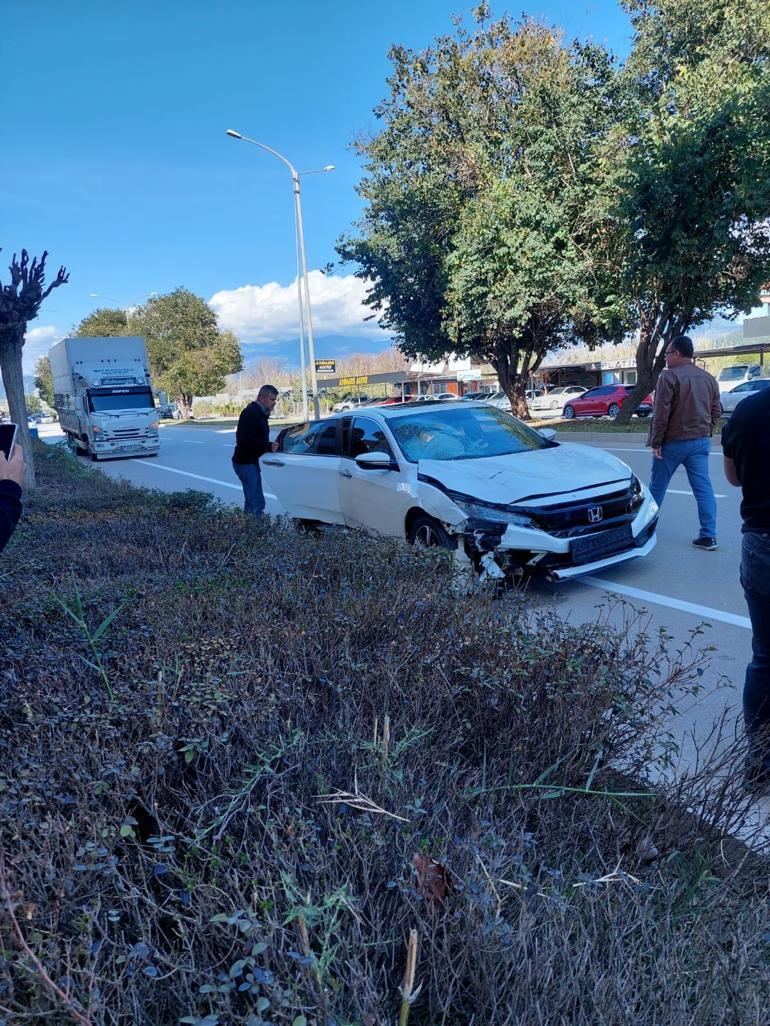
left=554, top=430, right=724, bottom=452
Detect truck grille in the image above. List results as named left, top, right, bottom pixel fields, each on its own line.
left=112, top=428, right=141, bottom=438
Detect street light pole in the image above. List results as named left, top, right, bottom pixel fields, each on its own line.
left=226, top=129, right=333, bottom=420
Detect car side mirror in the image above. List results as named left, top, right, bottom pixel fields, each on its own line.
left=538, top=428, right=557, bottom=442
left=354, top=451, right=397, bottom=470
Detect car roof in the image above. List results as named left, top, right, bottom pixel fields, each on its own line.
left=336, top=399, right=496, bottom=421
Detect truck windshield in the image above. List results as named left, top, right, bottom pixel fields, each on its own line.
left=88, top=389, right=154, bottom=412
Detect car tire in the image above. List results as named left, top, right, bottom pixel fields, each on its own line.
left=636, top=410, right=650, bottom=418
left=563, top=405, right=575, bottom=420
left=408, top=514, right=456, bottom=550
left=608, top=403, right=620, bottom=418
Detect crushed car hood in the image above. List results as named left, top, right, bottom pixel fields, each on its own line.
left=417, top=443, right=631, bottom=506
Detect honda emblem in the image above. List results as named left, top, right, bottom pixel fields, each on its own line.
left=587, top=506, right=604, bottom=524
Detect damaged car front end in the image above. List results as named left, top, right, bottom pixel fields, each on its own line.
left=422, top=472, right=658, bottom=582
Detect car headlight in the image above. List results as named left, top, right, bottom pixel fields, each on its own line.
left=630, top=474, right=644, bottom=510
left=445, top=490, right=534, bottom=528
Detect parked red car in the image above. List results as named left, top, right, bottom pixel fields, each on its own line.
left=563, top=384, right=654, bottom=420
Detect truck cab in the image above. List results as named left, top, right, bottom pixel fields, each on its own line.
left=49, top=336, right=161, bottom=461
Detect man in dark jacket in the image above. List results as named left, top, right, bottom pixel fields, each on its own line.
left=647, top=335, right=722, bottom=549
left=232, top=385, right=279, bottom=517
left=722, top=383, right=770, bottom=790
left=0, top=447, right=26, bottom=553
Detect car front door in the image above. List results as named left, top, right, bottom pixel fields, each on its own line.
left=338, top=416, right=407, bottom=536
left=261, top=420, right=345, bottom=523
left=580, top=386, right=612, bottom=415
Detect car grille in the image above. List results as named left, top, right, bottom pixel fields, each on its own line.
left=519, top=482, right=641, bottom=538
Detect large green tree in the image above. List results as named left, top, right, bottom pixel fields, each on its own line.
left=132, top=289, right=242, bottom=417
left=0, top=250, right=68, bottom=486
left=73, top=307, right=130, bottom=337
left=338, top=9, right=625, bottom=415
left=610, top=0, right=770, bottom=422
left=33, top=355, right=54, bottom=407
left=73, top=289, right=243, bottom=418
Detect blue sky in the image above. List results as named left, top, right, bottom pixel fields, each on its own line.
left=4, top=1, right=636, bottom=372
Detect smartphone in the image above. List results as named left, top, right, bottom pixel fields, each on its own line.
left=0, top=423, right=18, bottom=460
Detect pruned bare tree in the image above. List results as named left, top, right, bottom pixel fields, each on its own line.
left=0, top=250, right=69, bottom=486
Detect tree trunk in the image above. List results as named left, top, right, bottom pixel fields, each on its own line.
left=491, top=338, right=533, bottom=419
left=176, top=393, right=193, bottom=419
left=616, top=305, right=688, bottom=425
left=0, top=330, right=35, bottom=487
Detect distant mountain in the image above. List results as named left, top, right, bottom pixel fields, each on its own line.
left=0, top=375, right=37, bottom=399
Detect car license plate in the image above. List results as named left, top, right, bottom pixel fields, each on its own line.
left=571, top=525, right=634, bottom=564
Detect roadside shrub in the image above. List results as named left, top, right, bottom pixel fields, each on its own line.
left=0, top=444, right=767, bottom=1025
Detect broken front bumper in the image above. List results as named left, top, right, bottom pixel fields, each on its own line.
left=457, top=497, right=659, bottom=582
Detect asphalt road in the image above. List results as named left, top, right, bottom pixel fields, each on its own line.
left=38, top=419, right=763, bottom=827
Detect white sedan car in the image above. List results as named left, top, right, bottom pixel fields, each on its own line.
left=719, top=379, right=769, bottom=415
left=262, top=402, right=658, bottom=581
left=528, top=385, right=587, bottom=416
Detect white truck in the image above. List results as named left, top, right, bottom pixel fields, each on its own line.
left=49, top=336, right=161, bottom=461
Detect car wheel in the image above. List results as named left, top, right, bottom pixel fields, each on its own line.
left=408, top=514, right=456, bottom=550
left=550, top=400, right=559, bottom=409
left=636, top=410, right=650, bottom=418
left=563, top=405, right=575, bottom=420
left=608, top=403, right=620, bottom=418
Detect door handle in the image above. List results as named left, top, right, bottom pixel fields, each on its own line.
left=339, top=468, right=353, bottom=478
left=263, top=458, right=285, bottom=467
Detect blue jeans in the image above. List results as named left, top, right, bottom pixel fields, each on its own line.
left=233, top=461, right=265, bottom=518
left=741, top=532, right=770, bottom=743
left=649, top=437, right=717, bottom=539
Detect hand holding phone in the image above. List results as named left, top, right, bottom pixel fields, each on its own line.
left=0, top=428, right=26, bottom=487
left=0, top=423, right=17, bottom=460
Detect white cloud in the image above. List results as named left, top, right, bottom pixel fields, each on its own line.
left=209, top=271, right=390, bottom=343
left=23, top=325, right=63, bottom=373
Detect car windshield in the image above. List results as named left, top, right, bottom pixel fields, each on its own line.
left=719, top=367, right=749, bottom=381
left=391, top=406, right=552, bottom=462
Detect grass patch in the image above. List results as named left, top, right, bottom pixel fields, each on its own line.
left=540, top=417, right=729, bottom=435
left=0, top=443, right=767, bottom=1025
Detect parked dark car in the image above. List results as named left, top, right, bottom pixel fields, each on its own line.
left=563, top=385, right=654, bottom=420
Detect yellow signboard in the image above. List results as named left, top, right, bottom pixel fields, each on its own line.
left=339, top=375, right=369, bottom=387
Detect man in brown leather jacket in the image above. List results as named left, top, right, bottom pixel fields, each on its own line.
left=648, top=335, right=722, bottom=550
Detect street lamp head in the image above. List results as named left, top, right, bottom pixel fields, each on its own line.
left=323, top=165, right=335, bottom=172
left=226, top=129, right=243, bottom=139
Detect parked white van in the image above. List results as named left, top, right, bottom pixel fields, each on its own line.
left=716, top=364, right=761, bottom=394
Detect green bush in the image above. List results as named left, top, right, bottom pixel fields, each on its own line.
left=0, top=444, right=767, bottom=1025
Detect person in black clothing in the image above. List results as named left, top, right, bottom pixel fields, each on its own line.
left=0, top=447, right=26, bottom=553
left=722, top=385, right=770, bottom=790
left=232, top=385, right=279, bottom=517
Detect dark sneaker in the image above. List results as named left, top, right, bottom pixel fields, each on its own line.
left=691, top=537, right=718, bottom=551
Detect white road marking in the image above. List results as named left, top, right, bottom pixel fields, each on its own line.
left=184, top=440, right=206, bottom=444
left=668, top=488, right=727, bottom=498
left=602, top=446, right=722, bottom=457
left=581, top=576, right=751, bottom=630
left=135, top=461, right=241, bottom=490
